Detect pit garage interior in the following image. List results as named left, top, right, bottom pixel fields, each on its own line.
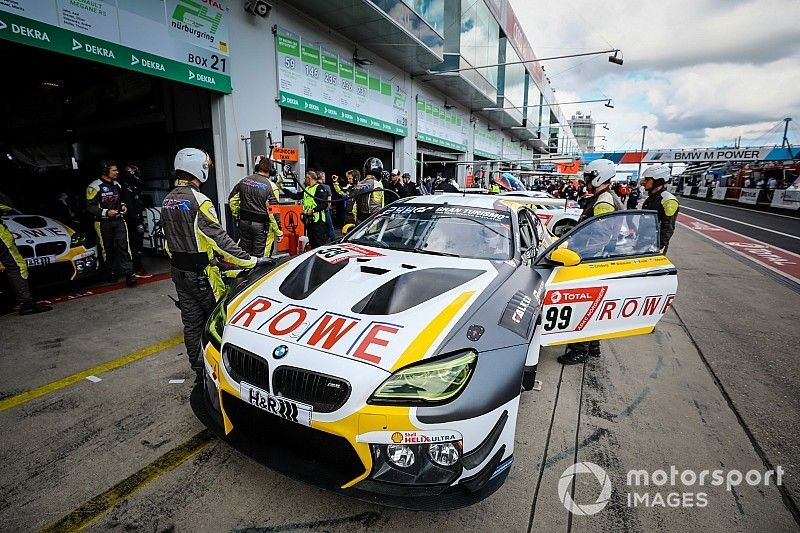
left=0, top=41, right=216, bottom=304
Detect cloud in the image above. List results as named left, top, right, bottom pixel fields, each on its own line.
left=509, top=0, right=800, bottom=149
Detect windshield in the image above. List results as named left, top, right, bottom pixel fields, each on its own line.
left=346, top=203, right=513, bottom=260
left=496, top=173, right=527, bottom=191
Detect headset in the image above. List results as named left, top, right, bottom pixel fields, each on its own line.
left=99, top=160, right=116, bottom=177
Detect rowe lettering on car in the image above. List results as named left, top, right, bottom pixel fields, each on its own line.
left=542, top=287, right=675, bottom=333
left=230, top=296, right=403, bottom=365
left=597, top=294, right=675, bottom=320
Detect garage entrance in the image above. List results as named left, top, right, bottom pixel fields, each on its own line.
left=0, top=40, right=217, bottom=228
left=0, top=40, right=217, bottom=308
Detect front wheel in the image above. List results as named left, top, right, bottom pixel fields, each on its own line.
left=522, top=365, right=538, bottom=391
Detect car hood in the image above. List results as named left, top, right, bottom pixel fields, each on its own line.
left=224, top=244, right=509, bottom=373
left=2, top=214, right=73, bottom=251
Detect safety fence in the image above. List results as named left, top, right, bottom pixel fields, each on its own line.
left=667, top=185, right=800, bottom=211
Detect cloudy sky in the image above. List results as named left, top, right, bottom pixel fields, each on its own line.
left=509, top=0, right=800, bottom=152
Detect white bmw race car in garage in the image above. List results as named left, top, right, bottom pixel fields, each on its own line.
left=198, top=194, right=677, bottom=509
left=1, top=211, right=98, bottom=283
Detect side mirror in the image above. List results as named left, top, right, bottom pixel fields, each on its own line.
left=342, top=223, right=355, bottom=235
left=549, top=248, right=581, bottom=267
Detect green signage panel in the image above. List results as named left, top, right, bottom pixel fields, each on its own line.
left=275, top=26, right=408, bottom=137
left=279, top=92, right=407, bottom=136
left=0, top=3, right=231, bottom=93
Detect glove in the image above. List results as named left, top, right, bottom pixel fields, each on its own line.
left=255, top=256, right=275, bottom=268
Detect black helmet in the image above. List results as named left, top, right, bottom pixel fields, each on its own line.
left=363, top=157, right=383, bottom=180
left=123, top=165, right=140, bottom=183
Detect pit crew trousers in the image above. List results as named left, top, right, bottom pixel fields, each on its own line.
left=238, top=217, right=281, bottom=257
left=306, top=220, right=328, bottom=250
left=95, top=218, right=134, bottom=278
left=237, top=219, right=267, bottom=257
left=0, top=224, right=32, bottom=306
left=171, top=266, right=217, bottom=367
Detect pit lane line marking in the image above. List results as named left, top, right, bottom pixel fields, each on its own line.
left=0, top=336, right=183, bottom=413
left=678, top=213, right=800, bottom=286
left=38, top=430, right=214, bottom=533
left=683, top=198, right=800, bottom=220
left=37, top=272, right=172, bottom=306
left=680, top=205, right=800, bottom=240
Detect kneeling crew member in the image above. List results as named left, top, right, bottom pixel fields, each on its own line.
left=641, top=164, right=679, bottom=253
left=161, top=148, right=271, bottom=374
left=229, top=155, right=282, bottom=257
left=559, top=158, right=623, bottom=366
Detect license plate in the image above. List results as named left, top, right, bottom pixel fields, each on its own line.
left=240, top=382, right=312, bottom=427
left=26, top=255, right=55, bottom=267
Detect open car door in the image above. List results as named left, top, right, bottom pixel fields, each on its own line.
left=533, top=210, right=677, bottom=346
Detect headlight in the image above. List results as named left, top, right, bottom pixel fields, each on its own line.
left=206, top=299, right=227, bottom=350
left=369, top=350, right=477, bottom=404
left=70, top=232, right=87, bottom=247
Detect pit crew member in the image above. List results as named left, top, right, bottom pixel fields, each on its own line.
left=86, top=161, right=136, bottom=287
left=229, top=155, right=282, bottom=257
left=161, top=148, right=271, bottom=374
left=641, top=165, right=680, bottom=253
left=0, top=202, right=52, bottom=315
left=559, top=158, right=624, bottom=366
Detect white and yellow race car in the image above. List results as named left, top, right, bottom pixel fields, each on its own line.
left=1, top=211, right=97, bottom=283
left=199, top=194, right=677, bottom=509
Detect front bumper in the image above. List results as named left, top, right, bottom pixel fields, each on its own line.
left=26, top=247, right=98, bottom=284
left=200, top=342, right=516, bottom=509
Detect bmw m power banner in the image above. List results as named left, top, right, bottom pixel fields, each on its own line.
left=0, top=0, right=231, bottom=92
left=275, top=26, right=408, bottom=137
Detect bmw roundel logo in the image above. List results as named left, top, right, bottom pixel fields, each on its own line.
left=272, top=345, right=289, bottom=359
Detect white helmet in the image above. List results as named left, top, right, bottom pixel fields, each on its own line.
left=641, top=164, right=671, bottom=183
left=174, top=148, right=212, bottom=183
left=583, top=158, right=616, bottom=187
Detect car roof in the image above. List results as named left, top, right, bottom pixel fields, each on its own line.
left=401, top=193, right=520, bottom=211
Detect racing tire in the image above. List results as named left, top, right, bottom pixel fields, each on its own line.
left=522, top=365, right=538, bottom=392
left=203, top=366, right=226, bottom=434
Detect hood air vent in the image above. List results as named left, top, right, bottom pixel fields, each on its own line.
left=352, top=268, right=483, bottom=315
left=279, top=254, right=348, bottom=300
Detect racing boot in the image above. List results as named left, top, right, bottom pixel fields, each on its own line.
left=588, top=340, right=601, bottom=358
left=558, top=346, right=589, bottom=365
left=19, top=302, right=53, bottom=315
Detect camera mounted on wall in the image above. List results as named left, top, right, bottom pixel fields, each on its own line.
left=244, top=0, right=272, bottom=18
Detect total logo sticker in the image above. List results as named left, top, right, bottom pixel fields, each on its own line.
left=545, top=287, right=604, bottom=305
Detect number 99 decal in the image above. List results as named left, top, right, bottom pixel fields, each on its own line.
left=542, top=306, right=572, bottom=331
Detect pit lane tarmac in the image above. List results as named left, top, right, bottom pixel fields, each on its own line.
left=1, top=226, right=798, bottom=532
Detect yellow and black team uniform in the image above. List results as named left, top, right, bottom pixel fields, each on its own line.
left=642, top=187, right=679, bottom=253
left=161, top=179, right=258, bottom=370
left=228, top=173, right=282, bottom=257
left=283, top=180, right=330, bottom=249
left=86, top=177, right=135, bottom=283
left=1, top=203, right=48, bottom=314
left=352, top=175, right=383, bottom=223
